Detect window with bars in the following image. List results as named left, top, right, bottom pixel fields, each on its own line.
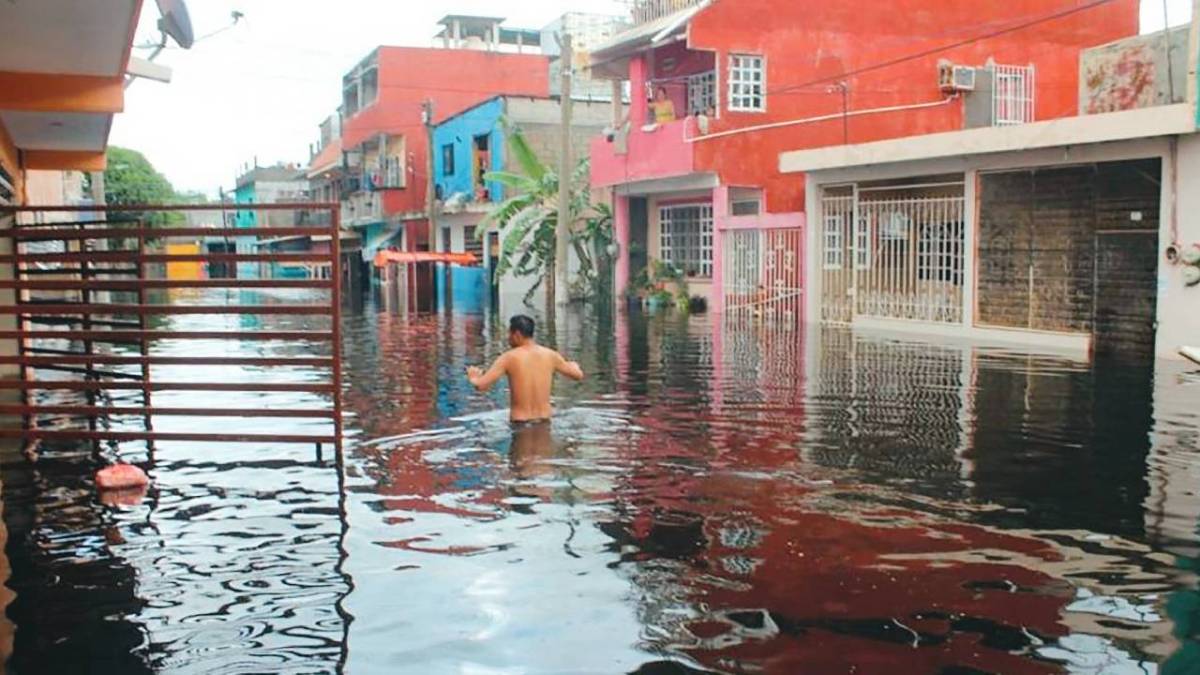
left=823, top=214, right=844, bottom=270
left=729, top=54, right=765, bottom=112
left=464, top=225, right=483, bottom=258
left=854, top=216, right=871, bottom=270
left=687, top=71, right=716, bottom=116
left=917, top=220, right=965, bottom=285
left=991, top=64, right=1035, bottom=126
left=659, top=204, right=713, bottom=277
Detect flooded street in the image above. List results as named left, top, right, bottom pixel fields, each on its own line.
left=3, top=291, right=1200, bottom=673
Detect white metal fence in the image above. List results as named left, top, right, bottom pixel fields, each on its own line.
left=819, top=188, right=966, bottom=324
left=629, top=0, right=707, bottom=24
left=991, top=63, right=1035, bottom=126
left=723, top=228, right=804, bottom=326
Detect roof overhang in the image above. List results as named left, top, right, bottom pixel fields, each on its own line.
left=308, top=139, right=344, bottom=178
left=0, top=0, right=143, bottom=170
left=780, top=104, right=1198, bottom=175
left=588, top=2, right=709, bottom=79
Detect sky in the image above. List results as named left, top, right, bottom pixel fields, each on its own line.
left=111, top=0, right=1193, bottom=196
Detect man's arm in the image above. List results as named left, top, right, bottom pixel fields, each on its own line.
left=554, top=352, right=585, bottom=382
left=467, top=354, right=508, bottom=392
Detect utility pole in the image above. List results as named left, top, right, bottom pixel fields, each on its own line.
left=555, top=33, right=574, bottom=308
left=423, top=99, right=436, bottom=310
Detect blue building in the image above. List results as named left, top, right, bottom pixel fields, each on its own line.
left=231, top=164, right=309, bottom=278
left=431, top=95, right=614, bottom=314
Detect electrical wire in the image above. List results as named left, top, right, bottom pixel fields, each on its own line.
left=765, top=0, right=1120, bottom=96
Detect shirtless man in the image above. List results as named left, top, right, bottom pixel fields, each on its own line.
left=467, top=315, right=584, bottom=422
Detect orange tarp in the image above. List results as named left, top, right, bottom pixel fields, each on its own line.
left=373, top=250, right=479, bottom=267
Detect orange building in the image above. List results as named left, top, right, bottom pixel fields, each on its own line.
left=588, top=0, right=1140, bottom=315
left=0, top=0, right=147, bottom=206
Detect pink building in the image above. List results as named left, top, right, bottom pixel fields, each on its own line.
left=587, top=0, right=1139, bottom=322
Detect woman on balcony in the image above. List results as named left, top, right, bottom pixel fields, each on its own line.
left=651, top=86, right=677, bottom=125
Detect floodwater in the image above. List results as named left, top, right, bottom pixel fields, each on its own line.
left=2, top=289, right=1200, bottom=674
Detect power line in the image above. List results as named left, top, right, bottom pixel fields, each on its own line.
left=766, top=0, right=1120, bottom=96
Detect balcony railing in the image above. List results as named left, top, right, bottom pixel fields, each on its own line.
left=630, top=0, right=706, bottom=24
left=341, top=192, right=383, bottom=227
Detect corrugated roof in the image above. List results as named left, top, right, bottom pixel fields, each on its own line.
left=588, top=2, right=708, bottom=64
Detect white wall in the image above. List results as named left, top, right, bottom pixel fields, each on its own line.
left=803, top=135, right=1189, bottom=358
left=1159, top=133, right=1200, bottom=356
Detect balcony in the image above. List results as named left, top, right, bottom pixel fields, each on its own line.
left=341, top=191, right=383, bottom=228
left=630, top=0, right=707, bottom=25
left=591, top=118, right=700, bottom=189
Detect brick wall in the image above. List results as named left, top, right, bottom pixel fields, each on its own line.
left=978, top=160, right=1160, bottom=350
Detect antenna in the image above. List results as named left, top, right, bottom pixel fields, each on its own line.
left=155, top=0, right=195, bottom=49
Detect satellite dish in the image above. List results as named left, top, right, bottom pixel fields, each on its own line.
left=155, top=0, right=195, bottom=49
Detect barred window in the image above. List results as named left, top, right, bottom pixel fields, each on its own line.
left=659, top=204, right=713, bottom=277
left=729, top=54, right=765, bottom=112
left=687, top=71, right=716, bottom=116
left=823, top=214, right=844, bottom=270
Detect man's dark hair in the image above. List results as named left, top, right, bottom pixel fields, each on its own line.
left=509, top=315, right=535, bottom=338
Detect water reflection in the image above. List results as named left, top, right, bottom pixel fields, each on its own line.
left=1, top=292, right=1200, bottom=673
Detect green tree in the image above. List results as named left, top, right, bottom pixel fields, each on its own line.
left=102, top=146, right=183, bottom=224
left=482, top=120, right=613, bottom=306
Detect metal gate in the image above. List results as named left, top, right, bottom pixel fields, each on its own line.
left=819, top=185, right=965, bottom=325
left=0, top=203, right=343, bottom=458
left=723, top=228, right=804, bottom=325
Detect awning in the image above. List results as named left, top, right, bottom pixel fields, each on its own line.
left=373, top=250, right=479, bottom=267
left=587, top=3, right=709, bottom=79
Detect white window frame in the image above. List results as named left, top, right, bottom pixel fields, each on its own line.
left=854, top=215, right=871, bottom=270
left=728, top=54, right=766, bottom=112
left=990, top=63, right=1035, bottom=126
left=659, top=203, right=714, bottom=278
left=823, top=214, right=844, bottom=270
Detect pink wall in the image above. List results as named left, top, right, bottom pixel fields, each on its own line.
left=614, top=194, right=631, bottom=298
left=591, top=119, right=698, bottom=188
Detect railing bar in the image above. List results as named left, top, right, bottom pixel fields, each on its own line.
left=1, top=253, right=332, bottom=264
left=0, top=279, right=335, bottom=290
left=0, top=355, right=334, bottom=367
left=0, top=305, right=334, bottom=316
left=0, top=430, right=338, bottom=443
left=0, top=381, right=336, bottom=392
left=1, top=202, right=339, bottom=213
left=0, top=330, right=333, bottom=341
left=5, top=227, right=332, bottom=241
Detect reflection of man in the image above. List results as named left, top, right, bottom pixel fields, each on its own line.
left=467, top=315, right=584, bottom=423
left=510, top=419, right=555, bottom=479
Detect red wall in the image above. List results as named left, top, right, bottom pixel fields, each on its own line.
left=341, top=47, right=551, bottom=219
left=687, top=0, right=1140, bottom=214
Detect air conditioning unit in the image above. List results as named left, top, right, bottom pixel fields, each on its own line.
left=938, top=63, right=976, bottom=92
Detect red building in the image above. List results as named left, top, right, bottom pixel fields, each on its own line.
left=329, top=16, right=550, bottom=296
left=588, top=0, right=1140, bottom=316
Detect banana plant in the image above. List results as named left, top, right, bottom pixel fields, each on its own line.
left=480, top=118, right=614, bottom=305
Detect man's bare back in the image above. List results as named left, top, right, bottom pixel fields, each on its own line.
left=467, top=315, right=584, bottom=422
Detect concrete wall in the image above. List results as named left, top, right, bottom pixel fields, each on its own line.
left=803, top=135, right=1186, bottom=358
left=1160, top=133, right=1200, bottom=356
left=1081, top=27, right=1189, bottom=114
